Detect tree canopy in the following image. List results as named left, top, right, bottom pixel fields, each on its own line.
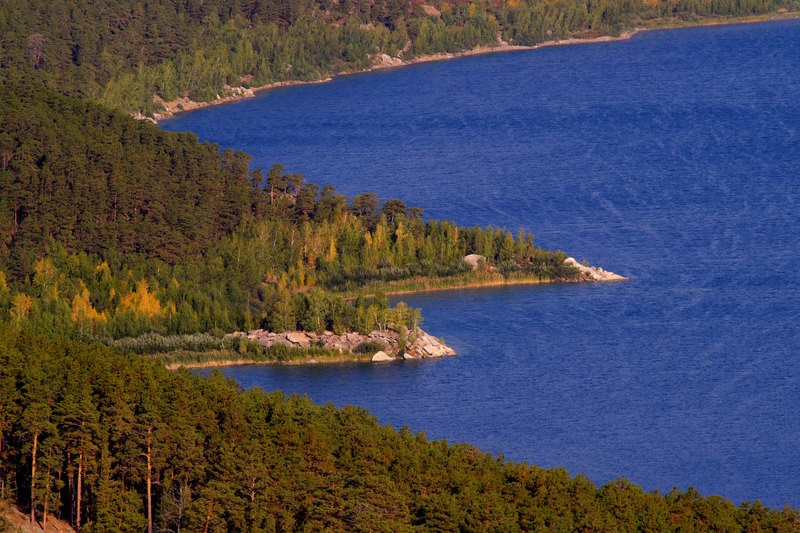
left=2, top=0, right=800, bottom=528
left=1, top=0, right=795, bottom=114
left=1, top=329, right=797, bottom=531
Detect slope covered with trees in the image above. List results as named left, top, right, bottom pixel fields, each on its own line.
left=1, top=0, right=796, bottom=115
left=3, top=0, right=800, bottom=528
left=1, top=330, right=798, bottom=532
left=0, top=81, right=576, bottom=343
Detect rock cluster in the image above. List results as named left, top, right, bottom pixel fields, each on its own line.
left=404, top=331, right=456, bottom=359
left=229, top=328, right=455, bottom=363
left=564, top=257, right=628, bottom=282
left=373, top=53, right=404, bottom=68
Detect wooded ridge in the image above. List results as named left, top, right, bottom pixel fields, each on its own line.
left=2, top=0, right=800, bottom=529
left=2, top=0, right=798, bottom=115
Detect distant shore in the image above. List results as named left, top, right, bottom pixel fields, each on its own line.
left=152, top=11, right=799, bottom=121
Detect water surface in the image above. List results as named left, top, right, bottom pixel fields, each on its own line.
left=166, top=20, right=800, bottom=507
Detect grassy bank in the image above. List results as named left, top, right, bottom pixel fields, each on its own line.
left=155, top=348, right=372, bottom=370
left=340, top=271, right=578, bottom=299
left=109, top=332, right=371, bottom=368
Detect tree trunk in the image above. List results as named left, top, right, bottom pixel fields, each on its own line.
left=146, top=426, right=153, bottom=533
left=77, top=450, right=83, bottom=531
left=43, top=467, right=50, bottom=533
left=203, top=499, right=214, bottom=533
left=30, top=431, right=38, bottom=524
left=0, top=433, right=4, bottom=500
left=176, top=482, right=185, bottom=533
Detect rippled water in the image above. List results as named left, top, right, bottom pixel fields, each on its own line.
left=163, top=20, right=800, bottom=507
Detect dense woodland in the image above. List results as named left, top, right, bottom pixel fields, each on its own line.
left=0, top=82, right=575, bottom=343
left=2, top=0, right=800, bottom=529
left=1, top=330, right=799, bottom=532
left=1, top=0, right=797, bottom=114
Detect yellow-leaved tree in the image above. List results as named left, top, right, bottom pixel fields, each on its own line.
left=71, top=282, right=107, bottom=332
left=119, top=280, right=164, bottom=318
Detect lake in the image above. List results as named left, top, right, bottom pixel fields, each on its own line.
left=162, top=19, right=800, bottom=508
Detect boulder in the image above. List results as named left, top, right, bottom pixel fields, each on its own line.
left=371, top=351, right=394, bottom=362
left=407, top=331, right=456, bottom=358
left=421, top=4, right=441, bottom=17
left=463, top=254, right=486, bottom=270
left=286, top=331, right=310, bottom=346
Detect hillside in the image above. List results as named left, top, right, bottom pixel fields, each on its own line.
left=1, top=330, right=798, bottom=531
left=1, top=0, right=797, bottom=114
left=0, top=81, right=577, bottom=342
left=2, top=0, right=800, bottom=530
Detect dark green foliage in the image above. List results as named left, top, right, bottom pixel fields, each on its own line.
left=354, top=340, right=386, bottom=354
left=2, top=0, right=795, bottom=114
left=0, top=330, right=798, bottom=531
left=0, top=86, right=577, bottom=342
left=0, top=83, right=251, bottom=274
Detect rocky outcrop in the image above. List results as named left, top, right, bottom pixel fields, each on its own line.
left=229, top=327, right=456, bottom=362
left=373, top=53, right=404, bottom=68
left=150, top=86, right=256, bottom=120
left=421, top=4, right=441, bottom=17
left=463, top=254, right=486, bottom=270
left=564, top=257, right=628, bottom=282
left=409, top=331, right=456, bottom=357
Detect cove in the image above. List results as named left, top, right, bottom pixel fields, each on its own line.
left=163, top=19, right=800, bottom=507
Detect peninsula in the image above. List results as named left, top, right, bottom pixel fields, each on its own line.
left=1, top=0, right=798, bottom=530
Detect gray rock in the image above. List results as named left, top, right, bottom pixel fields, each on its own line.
left=371, top=351, right=394, bottom=362
left=286, top=331, right=310, bottom=346
left=564, top=257, right=628, bottom=282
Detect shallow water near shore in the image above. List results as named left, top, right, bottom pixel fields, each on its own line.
left=167, top=19, right=800, bottom=507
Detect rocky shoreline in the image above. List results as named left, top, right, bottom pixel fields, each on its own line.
left=146, top=12, right=799, bottom=122
left=563, top=257, right=628, bottom=282
left=463, top=253, right=628, bottom=282
left=228, top=327, right=455, bottom=362
left=150, top=33, right=637, bottom=121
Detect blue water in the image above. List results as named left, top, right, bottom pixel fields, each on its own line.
left=163, top=20, right=800, bottom=507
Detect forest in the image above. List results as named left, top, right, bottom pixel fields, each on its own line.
left=1, top=0, right=797, bottom=115
left=1, top=329, right=799, bottom=532
left=0, top=81, right=576, bottom=344
left=3, top=0, right=800, bottom=529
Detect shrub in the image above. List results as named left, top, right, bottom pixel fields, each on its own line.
left=354, top=341, right=385, bottom=354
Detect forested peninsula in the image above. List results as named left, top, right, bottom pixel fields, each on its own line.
left=2, top=0, right=800, bottom=530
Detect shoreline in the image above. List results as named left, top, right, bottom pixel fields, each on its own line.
left=164, top=270, right=625, bottom=370
left=347, top=276, right=574, bottom=301
left=343, top=257, right=629, bottom=300
left=163, top=354, right=372, bottom=370
left=153, top=11, right=800, bottom=121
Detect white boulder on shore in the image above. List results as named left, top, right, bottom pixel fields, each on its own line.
left=371, top=351, right=394, bottom=362
left=564, top=257, right=628, bottom=282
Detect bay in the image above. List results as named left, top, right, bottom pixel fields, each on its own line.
left=163, top=19, right=800, bottom=507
